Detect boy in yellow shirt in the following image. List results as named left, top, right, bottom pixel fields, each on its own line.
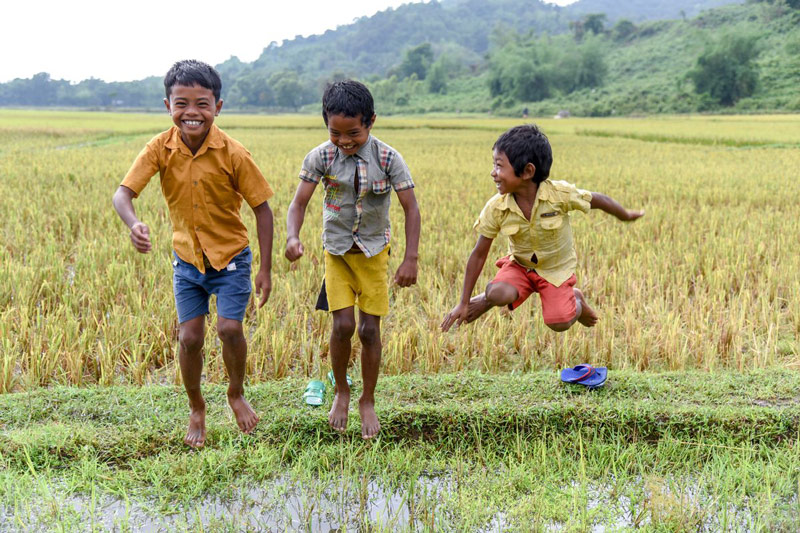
left=442, top=124, right=643, bottom=332
left=112, top=60, right=274, bottom=448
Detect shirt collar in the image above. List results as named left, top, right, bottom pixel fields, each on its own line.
left=165, top=124, right=224, bottom=156
left=353, top=135, right=374, bottom=161
left=497, top=180, right=552, bottom=218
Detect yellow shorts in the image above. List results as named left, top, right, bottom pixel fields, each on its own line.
left=324, top=246, right=390, bottom=316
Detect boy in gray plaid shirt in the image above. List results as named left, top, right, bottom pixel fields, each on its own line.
left=285, top=80, right=421, bottom=439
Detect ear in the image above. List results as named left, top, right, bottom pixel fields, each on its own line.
left=366, top=113, right=377, bottom=129
left=215, top=99, right=224, bottom=116
left=521, top=162, right=536, bottom=181
left=164, top=98, right=171, bottom=115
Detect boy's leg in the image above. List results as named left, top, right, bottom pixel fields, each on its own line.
left=217, top=317, right=259, bottom=434
left=467, top=257, right=533, bottom=322
left=211, top=247, right=258, bottom=433
left=467, top=282, right=519, bottom=321
left=173, top=253, right=211, bottom=448
left=536, top=274, right=598, bottom=332
left=573, top=288, right=598, bottom=328
left=357, top=311, right=381, bottom=439
left=329, top=307, right=356, bottom=432
left=178, top=315, right=207, bottom=448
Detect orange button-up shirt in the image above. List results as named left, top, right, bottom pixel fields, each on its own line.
left=121, top=125, right=273, bottom=273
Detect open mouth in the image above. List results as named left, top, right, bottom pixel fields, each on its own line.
left=183, top=120, right=203, bottom=126
left=339, top=143, right=356, bottom=151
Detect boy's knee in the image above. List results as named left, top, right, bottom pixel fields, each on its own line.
left=216, top=320, right=244, bottom=343
left=357, top=320, right=381, bottom=346
left=332, top=316, right=356, bottom=340
left=179, top=329, right=204, bottom=353
left=545, top=321, right=571, bottom=332
left=486, top=283, right=517, bottom=306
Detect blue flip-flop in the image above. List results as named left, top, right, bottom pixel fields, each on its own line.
left=560, top=364, right=608, bottom=389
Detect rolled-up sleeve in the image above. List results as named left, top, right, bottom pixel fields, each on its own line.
left=472, top=199, right=501, bottom=239
left=121, top=141, right=160, bottom=197
left=387, top=151, right=414, bottom=191
left=234, top=150, right=274, bottom=208
left=551, top=180, right=592, bottom=214
left=568, top=186, right=593, bottom=214
left=299, top=148, right=324, bottom=184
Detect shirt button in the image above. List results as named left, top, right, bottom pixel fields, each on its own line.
left=193, top=204, right=198, bottom=209
left=193, top=181, right=198, bottom=185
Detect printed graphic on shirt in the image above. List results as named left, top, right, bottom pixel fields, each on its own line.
left=322, top=174, right=340, bottom=221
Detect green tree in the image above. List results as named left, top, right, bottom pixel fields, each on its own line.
left=397, top=43, right=434, bottom=80
left=613, top=19, right=636, bottom=41
left=688, top=33, right=761, bottom=106
left=583, top=13, right=607, bottom=36
left=427, top=59, right=448, bottom=94
left=268, top=71, right=304, bottom=109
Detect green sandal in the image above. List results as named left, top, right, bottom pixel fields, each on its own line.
left=327, top=370, right=353, bottom=388
left=303, top=380, right=326, bottom=406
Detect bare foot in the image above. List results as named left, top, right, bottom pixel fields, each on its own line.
left=328, top=390, right=350, bottom=433
left=184, top=407, right=206, bottom=448
left=574, top=289, right=598, bottom=327
left=228, top=395, right=259, bottom=434
left=359, top=398, right=381, bottom=439
left=466, top=293, right=493, bottom=323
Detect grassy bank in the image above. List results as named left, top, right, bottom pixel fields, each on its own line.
left=2, top=371, right=798, bottom=531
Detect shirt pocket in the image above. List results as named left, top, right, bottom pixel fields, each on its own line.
left=203, top=173, right=237, bottom=206
left=500, top=224, right=520, bottom=236
left=539, top=211, right=564, bottom=231
left=371, top=179, right=391, bottom=195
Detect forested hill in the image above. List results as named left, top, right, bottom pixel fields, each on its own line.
left=2, top=0, right=798, bottom=115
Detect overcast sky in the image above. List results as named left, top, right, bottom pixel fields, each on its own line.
left=2, top=0, right=577, bottom=83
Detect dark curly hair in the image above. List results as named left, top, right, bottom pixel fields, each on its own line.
left=322, top=80, right=374, bottom=127
left=164, top=60, right=222, bottom=102
left=493, top=124, right=552, bottom=183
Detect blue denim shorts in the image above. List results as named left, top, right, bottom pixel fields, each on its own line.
left=172, top=247, right=252, bottom=323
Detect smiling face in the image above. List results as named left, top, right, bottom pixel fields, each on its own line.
left=326, top=113, right=374, bottom=156
left=491, top=149, right=529, bottom=195
left=164, top=84, right=223, bottom=152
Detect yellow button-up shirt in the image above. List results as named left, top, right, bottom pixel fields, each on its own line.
left=474, top=179, right=592, bottom=287
left=121, top=125, right=273, bottom=273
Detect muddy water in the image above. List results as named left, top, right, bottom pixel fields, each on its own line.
left=2, top=476, right=796, bottom=531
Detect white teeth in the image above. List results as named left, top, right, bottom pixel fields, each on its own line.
left=184, top=120, right=201, bottom=126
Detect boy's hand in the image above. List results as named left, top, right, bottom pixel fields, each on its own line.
left=623, top=209, right=645, bottom=222
left=254, top=268, right=271, bottom=308
left=394, top=258, right=418, bottom=287
left=441, top=302, right=469, bottom=332
left=129, top=222, right=152, bottom=253
left=285, top=236, right=304, bottom=262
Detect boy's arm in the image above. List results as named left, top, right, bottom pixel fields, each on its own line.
left=441, top=235, right=493, bottom=332
left=252, top=201, right=274, bottom=308
left=285, top=180, right=317, bottom=261
left=393, top=188, right=421, bottom=287
left=112, top=185, right=151, bottom=253
left=590, top=192, right=645, bottom=221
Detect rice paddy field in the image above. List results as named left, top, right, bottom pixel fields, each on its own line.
left=1, top=110, right=799, bottom=531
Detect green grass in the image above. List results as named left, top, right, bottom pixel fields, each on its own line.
left=2, top=371, right=799, bottom=531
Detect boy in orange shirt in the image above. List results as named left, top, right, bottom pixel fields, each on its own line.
left=112, top=60, right=274, bottom=448
left=442, top=124, right=643, bottom=333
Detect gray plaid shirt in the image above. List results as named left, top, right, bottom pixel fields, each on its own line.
left=299, top=136, right=414, bottom=257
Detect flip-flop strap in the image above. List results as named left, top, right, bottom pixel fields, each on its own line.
left=573, top=365, right=595, bottom=382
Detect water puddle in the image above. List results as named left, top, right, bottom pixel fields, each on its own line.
left=1, top=474, right=453, bottom=532
left=1, top=475, right=796, bottom=531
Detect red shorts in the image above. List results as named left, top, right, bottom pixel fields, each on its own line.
left=491, top=256, right=577, bottom=325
